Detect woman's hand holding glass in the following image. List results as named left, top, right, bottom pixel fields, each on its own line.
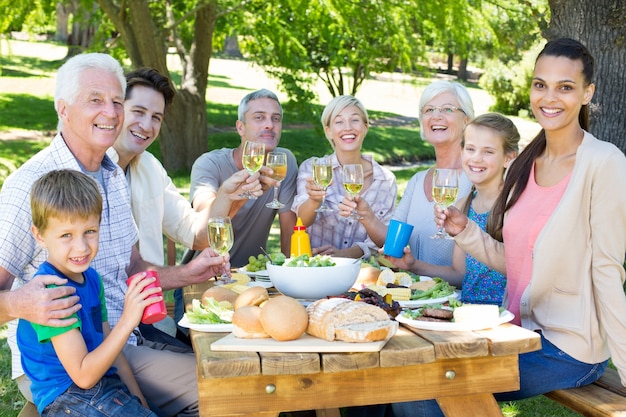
left=207, top=216, right=234, bottom=284
left=342, top=164, right=364, bottom=220
left=312, top=156, right=333, bottom=212
left=430, top=168, right=459, bottom=239
left=241, top=141, right=265, bottom=199
left=265, top=151, right=288, bottom=209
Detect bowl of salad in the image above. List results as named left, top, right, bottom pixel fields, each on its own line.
left=267, top=255, right=361, bottom=299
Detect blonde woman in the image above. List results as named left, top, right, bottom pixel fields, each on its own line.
left=291, top=95, right=396, bottom=259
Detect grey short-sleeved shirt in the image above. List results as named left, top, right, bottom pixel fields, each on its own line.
left=189, top=147, right=297, bottom=267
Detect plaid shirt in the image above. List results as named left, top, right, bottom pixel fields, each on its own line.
left=292, top=153, right=397, bottom=258
left=0, top=134, right=138, bottom=378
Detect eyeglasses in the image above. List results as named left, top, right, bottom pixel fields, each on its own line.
left=421, top=105, right=465, bottom=116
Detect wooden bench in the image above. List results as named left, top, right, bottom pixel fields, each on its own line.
left=545, top=368, right=626, bottom=416
left=17, top=401, right=37, bottom=417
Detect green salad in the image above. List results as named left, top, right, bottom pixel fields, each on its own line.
left=284, top=254, right=336, bottom=267
left=185, top=298, right=233, bottom=324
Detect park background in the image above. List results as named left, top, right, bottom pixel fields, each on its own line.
left=1, top=0, right=626, bottom=415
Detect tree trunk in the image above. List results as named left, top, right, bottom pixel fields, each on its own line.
left=447, top=52, right=454, bottom=74
left=546, top=0, right=626, bottom=153
left=55, top=2, right=69, bottom=42
left=458, top=58, right=468, bottom=82
left=96, top=0, right=216, bottom=171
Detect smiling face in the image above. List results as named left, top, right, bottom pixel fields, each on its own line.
left=32, top=214, right=100, bottom=282
left=57, top=68, right=125, bottom=167
left=421, top=91, right=469, bottom=147
left=530, top=55, right=594, bottom=134
left=324, top=105, right=368, bottom=154
left=462, top=124, right=514, bottom=190
left=236, top=97, right=283, bottom=153
left=116, top=85, right=165, bottom=158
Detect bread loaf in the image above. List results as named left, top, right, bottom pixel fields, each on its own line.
left=306, top=298, right=397, bottom=342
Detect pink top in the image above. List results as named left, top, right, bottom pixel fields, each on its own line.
left=503, top=163, right=571, bottom=325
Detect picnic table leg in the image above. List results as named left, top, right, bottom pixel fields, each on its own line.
left=437, top=393, right=503, bottom=417
left=315, top=408, right=341, bottom=417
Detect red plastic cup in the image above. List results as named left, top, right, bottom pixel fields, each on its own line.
left=126, top=270, right=167, bottom=324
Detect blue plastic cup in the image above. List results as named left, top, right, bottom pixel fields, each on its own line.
left=383, top=219, right=414, bottom=258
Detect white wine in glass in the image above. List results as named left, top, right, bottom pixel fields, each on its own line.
left=208, top=217, right=234, bottom=282
left=430, top=168, right=459, bottom=239
left=313, top=156, right=333, bottom=212
left=241, top=141, right=265, bottom=199
left=342, top=164, right=364, bottom=220
left=265, top=151, right=288, bottom=209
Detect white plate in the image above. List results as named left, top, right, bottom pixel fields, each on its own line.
left=237, top=266, right=269, bottom=279
left=398, top=291, right=458, bottom=308
left=178, top=315, right=233, bottom=333
left=247, top=280, right=273, bottom=289
left=396, top=309, right=514, bottom=331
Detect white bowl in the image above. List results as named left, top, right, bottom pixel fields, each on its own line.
left=266, top=257, right=361, bottom=299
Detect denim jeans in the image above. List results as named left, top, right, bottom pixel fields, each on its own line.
left=391, top=332, right=608, bottom=417
left=42, top=374, right=157, bottom=417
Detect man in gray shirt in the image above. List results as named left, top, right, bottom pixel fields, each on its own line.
left=188, top=89, right=297, bottom=267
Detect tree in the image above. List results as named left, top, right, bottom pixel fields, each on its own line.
left=544, top=0, right=626, bottom=152
left=240, top=0, right=423, bottom=103
left=96, top=0, right=224, bottom=171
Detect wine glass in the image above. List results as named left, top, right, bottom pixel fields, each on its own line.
left=240, top=141, right=265, bottom=199
left=265, top=151, right=288, bottom=209
left=430, top=168, right=459, bottom=239
left=313, top=156, right=333, bottom=213
left=342, top=164, right=363, bottom=220
left=207, top=216, right=234, bottom=283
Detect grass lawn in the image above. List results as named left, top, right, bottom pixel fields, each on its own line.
left=0, top=39, right=578, bottom=417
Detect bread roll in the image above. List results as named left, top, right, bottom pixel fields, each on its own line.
left=234, top=286, right=269, bottom=310
left=201, top=286, right=238, bottom=306
left=306, top=298, right=396, bottom=342
left=232, top=305, right=270, bottom=338
left=259, top=296, right=308, bottom=341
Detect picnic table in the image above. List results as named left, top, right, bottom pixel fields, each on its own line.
left=183, top=281, right=541, bottom=417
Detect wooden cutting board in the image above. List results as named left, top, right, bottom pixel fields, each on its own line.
left=210, top=333, right=390, bottom=353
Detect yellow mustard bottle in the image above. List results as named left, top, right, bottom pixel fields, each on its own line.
left=291, top=217, right=312, bottom=257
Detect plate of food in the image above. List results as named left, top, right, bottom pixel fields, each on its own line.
left=397, top=276, right=458, bottom=307
left=178, top=315, right=233, bottom=333
left=396, top=304, right=514, bottom=331
left=398, top=291, right=458, bottom=308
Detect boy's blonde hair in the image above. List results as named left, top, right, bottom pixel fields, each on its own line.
left=31, top=169, right=102, bottom=233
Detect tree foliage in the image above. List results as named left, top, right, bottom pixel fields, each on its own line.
left=240, top=0, right=424, bottom=103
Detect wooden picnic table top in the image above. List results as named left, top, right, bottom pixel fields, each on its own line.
left=184, top=281, right=541, bottom=417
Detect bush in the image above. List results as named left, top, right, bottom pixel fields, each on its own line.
left=479, top=42, right=542, bottom=117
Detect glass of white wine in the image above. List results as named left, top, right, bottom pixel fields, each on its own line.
left=241, top=141, right=265, bottom=199
left=207, top=216, right=234, bottom=283
left=342, top=164, right=364, bottom=220
left=430, top=168, right=459, bottom=239
left=313, top=156, right=333, bottom=213
left=265, top=151, right=288, bottom=209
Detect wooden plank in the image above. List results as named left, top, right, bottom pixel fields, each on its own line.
left=210, top=333, right=388, bottom=353
left=594, top=368, right=626, bottom=397
left=408, top=328, right=489, bottom=359
left=260, top=352, right=320, bottom=375
left=197, top=355, right=521, bottom=416
left=321, top=351, right=380, bottom=373
left=438, top=393, right=504, bottom=417
left=17, top=402, right=38, bottom=417
left=475, top=323, right=542, bottom=356
left=545, top=384, right=626, bottom=417
left=379, top=326, right=436, bottom=367
left=191, top=331, right=261, bottom=378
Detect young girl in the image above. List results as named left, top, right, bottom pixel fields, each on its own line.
left=384, top=113, right=519, bottom=305
left=393, top=37, right=626, bottom=417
